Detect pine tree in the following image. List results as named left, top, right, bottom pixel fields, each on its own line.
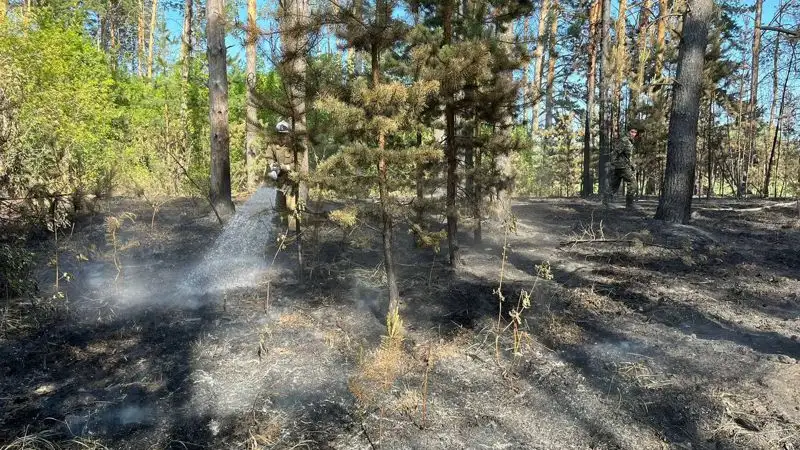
left=207, top=0, right=235, bottom=216
left=655, top=0, right=713, bottom=223
left=413, top=0, right=530, bottom=253
left=318, top=0, right=439, bottom=332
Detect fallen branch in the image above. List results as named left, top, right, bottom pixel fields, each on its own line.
left=558, top=238, right=681, bottom=250
left=361, top=421, right=377, bottom=450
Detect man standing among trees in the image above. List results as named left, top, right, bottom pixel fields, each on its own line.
left=604, top=126, right=639, bottom=208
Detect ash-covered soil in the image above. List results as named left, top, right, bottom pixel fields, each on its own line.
left=1, top=195, right=799, bottom=450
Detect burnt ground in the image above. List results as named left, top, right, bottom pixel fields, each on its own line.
left=1, top=195, right=799, bottom=449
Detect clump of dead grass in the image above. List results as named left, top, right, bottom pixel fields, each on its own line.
left=349, top=338, right=409, bottom=409
left=243, top=413, right=284, bottom=449
left=613, top=360, right=675, bottom=390
left=0, top=430, right=109, bottom=450
left=394, top=388, right=424, bottom=418
left=543, top=313, right=583, bottom=346
left=277, top=312, right=312, bottom=328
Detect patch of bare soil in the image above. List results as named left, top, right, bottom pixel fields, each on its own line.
left=1, top=196, right=799, bottom=449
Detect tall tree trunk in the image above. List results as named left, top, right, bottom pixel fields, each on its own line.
left=764, top=45, right=795, bottom=198
left=742, top=0, right=762, bottom=197
left=474, top=139, right=482, bottom=243
left=344, top=0, right=362, bottom=77
left=0, top=0, right=6, bottom=23
left=762, top=24, right=780, bottom=197
left=147, top=0, right=158, bottom=78
left=281, top=0, right=310, bottom=205
left=109, top=15, right=117, bottom=51
left=654, top=0, right=712, bottom=223
left=443, top=0, right=459, bottom=266
left=653, top=0, right=668, bottom=83
left=612, top=0, right=628, bottom=133
left=735, top=70, right=746, bottom=194
left=581, top=0, right=600, bottom=197
left=544, top=0, right=558, bottom=129
left=22, top=0, right=30, bottom=27
left=415, top=131, right=425, bottom=227
left=372, top=5, right=400, bottom=323
left=522, top=16, right=531, bottom=131
left=463, top=115, right=474, bottom=222
left=180, top=0, right=192, bottom=164
left=137, top=0, right=145, bottom=76
left=598, top=0, right=612, bottom=196
left=706, top=101, right=713, bottom=198
left=631, top=0, right=651, bottom=112
left=493, top=8, right=516, bottom=220
left=531, top=0, right=550, bottom=132
left=207, top=0, right=235, bottom=216
left=412, top=4, right=425, bottom=229
left=245, top=0, right=258, bottom=191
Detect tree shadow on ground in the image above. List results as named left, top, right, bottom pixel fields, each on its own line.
left=0, top=302, right=216, bottom=448
left=507, top=249, right=800, bottom=360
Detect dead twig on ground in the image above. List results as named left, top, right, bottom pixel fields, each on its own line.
left=558, top=238, right=681, bottom=250
left=361, top=421, right=377, bottom=450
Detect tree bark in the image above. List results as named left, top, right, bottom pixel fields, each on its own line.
left=741, top=0, right=762, bottom=197
left=653, top=0, right=668, bottom=83
left=705, top=101, right=713, bottom=198
left=762, top=21, right=780, bottom=197
left=764, top=45, right=795, bottom=198
left=631, top=0, right=651, bottom=111
left=415, top=131, right=425, bottom=227
left=245, top=0, right=258, bottom=191
left=655, top=0, right=712, bottom=223
left=582, top=0, right=600, bottom=197
left=207, top=0, right=235, bottom=216
left=598, top=0, right=612, bottom=197
left=443, top=0, right=459, bottom=267
left=0, top=0, right=6, bottom=23
left=531, top=0, right=550, bottom=132
left=280, top=0, right=310, bottom=205
left=371, top=2, right=400, bottom=320
left=179, top=0, right=192, bottom=165
left=544, top=0, right=558, bottom=129
left=493, top=8, right=516, bottom=220
left=137, top=0, right=145, bottom=76
left=522, top=16, right=531, bottom=132
left=147, top=0, right=158, bottom=78
left=474, top=143, right=482, bottom=243
left=612, top=0, right=628, bottom=132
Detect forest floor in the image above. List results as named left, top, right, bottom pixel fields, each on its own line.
left=1, top=194, right=800, bottom=450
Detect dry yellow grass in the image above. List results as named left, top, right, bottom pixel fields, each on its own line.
left=349, top=338, right=409, bottom=409
left=277, top=312, right=312, bottom=328
left=544, top=314, right=583, bottom=345
left=394, top=389, right=423, bottom=417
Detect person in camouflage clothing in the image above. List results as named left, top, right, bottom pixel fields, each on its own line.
left=604, top=127, right=638, bottom=208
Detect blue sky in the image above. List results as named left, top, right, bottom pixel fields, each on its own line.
left=160, top=0, right=796, bottom=122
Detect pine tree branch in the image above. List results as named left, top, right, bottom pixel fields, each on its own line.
left=758, top=25, right=800, bottom=38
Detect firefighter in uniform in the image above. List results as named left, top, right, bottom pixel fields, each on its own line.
left=263, top=119, right=300, bottom=223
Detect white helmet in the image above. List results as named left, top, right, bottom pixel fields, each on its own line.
left=275, top=120, right=291, bottom=134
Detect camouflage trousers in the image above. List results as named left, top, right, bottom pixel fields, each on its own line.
left=604, top=165, right=636, bottom=207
